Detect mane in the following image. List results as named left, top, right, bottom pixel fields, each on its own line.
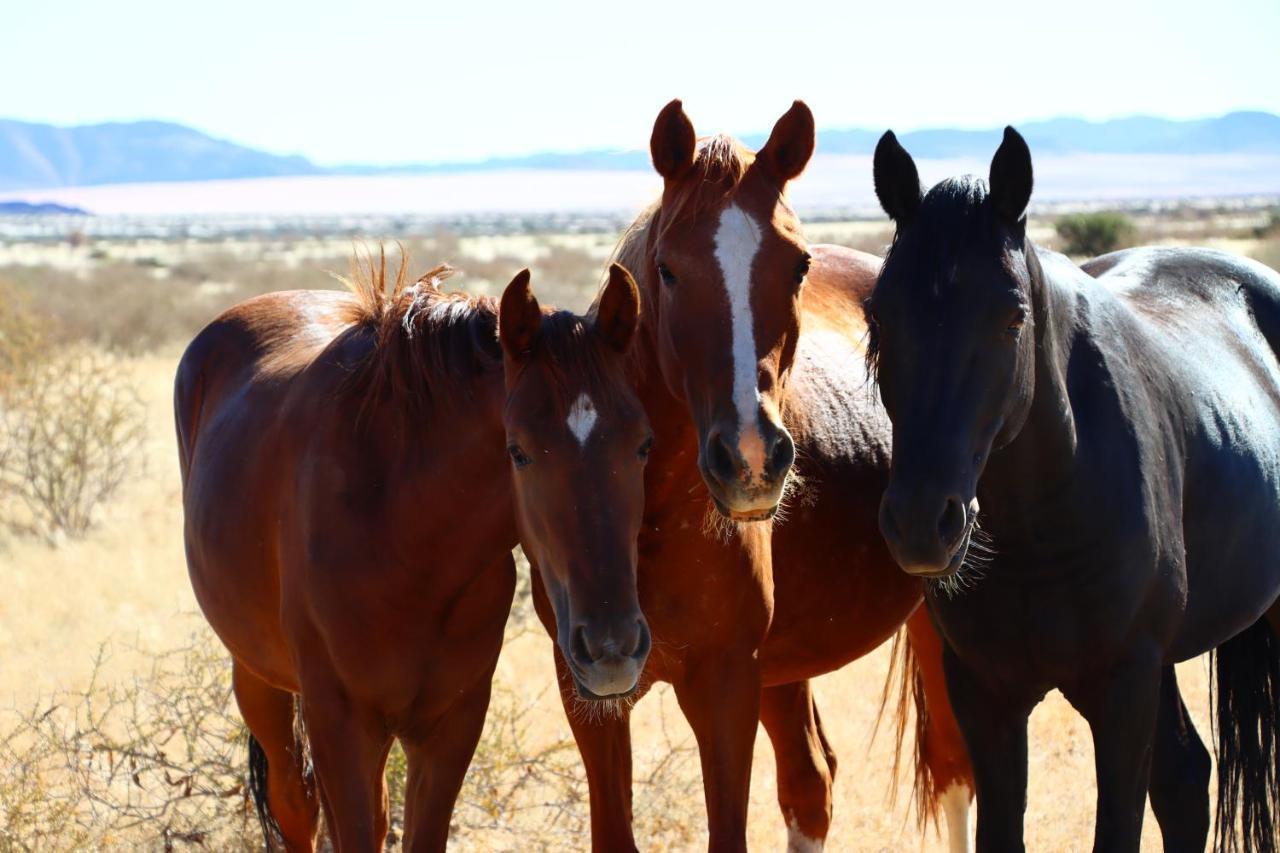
left=337, top=246, right=500, bottom=420
left=518, top=309, right=634, bottom=415
left=866, top=175, right=996, bottom=379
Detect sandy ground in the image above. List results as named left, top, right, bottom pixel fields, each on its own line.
left=0, top=347, right=1219, bottom=851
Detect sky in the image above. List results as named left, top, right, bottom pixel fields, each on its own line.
left=4, top=0, right=1279, bottom=167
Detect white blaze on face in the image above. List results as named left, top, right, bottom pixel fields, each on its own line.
left=941, top=781, right=973, bottom=853
left=713, top=203, right=766, bottom=475
left=566, top=392, right=598, bottom=447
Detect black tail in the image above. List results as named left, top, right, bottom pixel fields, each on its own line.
left=1213, top=617, right=1280, bottom=852
left=247, top=733, right=285, bottom=850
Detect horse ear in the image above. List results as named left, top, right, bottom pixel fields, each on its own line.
left=650, top=99, right=696, bottom=180
left=989, top=126, right=1033, bottom=224
left=757, top=100, right=815, bottom=183
left=498, top=269, right=540, bottom=360
left=595, top=263, right=641, bottom=354
left=873, top=130, right=922, bottom=224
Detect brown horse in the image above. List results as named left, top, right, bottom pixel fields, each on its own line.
left=175, top=254, right=642, bottom=851
left=523, top=102, right=976, bottom=852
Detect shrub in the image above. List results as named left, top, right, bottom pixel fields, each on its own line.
left=0, top=346, right=146, bottom=543
left=1055, top=212, right=1137, bottom=257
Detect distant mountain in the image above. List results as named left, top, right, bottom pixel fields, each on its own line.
left=0, top=119, right=320, bottom=191
left=794, top=111, right=1280, bottom=158
left=0, top=199, right=87, bottom=215
left=1, top=112, right=1278, bottom=191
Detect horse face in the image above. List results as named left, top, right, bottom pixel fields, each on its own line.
left=498, top=266, right=653, bottom=700
left=868, top=128, right=1037, bottom=578
left=646, top=100, right=814, bottom=522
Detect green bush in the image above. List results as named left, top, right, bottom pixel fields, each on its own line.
left=1055, top=212, right=1137, bottom=257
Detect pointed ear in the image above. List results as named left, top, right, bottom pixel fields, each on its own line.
left=757, top=100, right=815, bottom=183
left=989, top=126, right=1033, bottom=224
left=873, top=130, right=922, bottom=224
left=595, top=263, right=641, bottom=353
left=650, top=99, right=696, bottom=180
left=498, top=269, right=540, bottom=360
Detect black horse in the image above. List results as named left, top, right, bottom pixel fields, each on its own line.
left=866, top=126, right=1280, bottom=852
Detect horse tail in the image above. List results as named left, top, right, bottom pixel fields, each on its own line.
left=875, top=626, right=937, bottom=830
left=1213, top=617, right=1280, bottom=853
left=247, top=733, right=286, bottom=850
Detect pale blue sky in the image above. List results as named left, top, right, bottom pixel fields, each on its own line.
left=4, top=0, right=1278, bottom=166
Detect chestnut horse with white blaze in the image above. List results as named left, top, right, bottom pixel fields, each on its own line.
left=175, top=255, right=643, bottom=851
left=523, top=101, right=974, bottom=851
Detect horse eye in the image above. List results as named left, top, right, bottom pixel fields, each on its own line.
left=507, top=444, right=533, bottom=468
left=1006, top=310, right=1028, bottom=336
left=637, top=436, right=654, bottom=460
left=657, top=263, right=677, bottom=287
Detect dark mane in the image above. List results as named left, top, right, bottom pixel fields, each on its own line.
left=516, top=308, right=634, bottom=415
left=337, top=247, right=500, bottom=418
left=867, top=175, right=999, bottom=380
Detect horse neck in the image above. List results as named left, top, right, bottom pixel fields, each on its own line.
left=980, top=243, right=1083, bottom=530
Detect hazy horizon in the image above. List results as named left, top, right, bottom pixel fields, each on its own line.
left=6, top=0, right=1279, bottom=166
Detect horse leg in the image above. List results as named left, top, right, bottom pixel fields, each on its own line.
left=941, top=645, right=1033, bottom=853
left=906, top=607, right=974, bottom=853
left=760, top=680, right=834, bottom=851
left=672, top=650, right=761, bottom=853
left=298, top=670, right=395, bottom=852
left=232, top=661, right=319, bottom=852
left=399, top=676, right=494, bottom=852
left=1063, top=651, right=1162, bottom=853
left=1147, top=665, right=1211, bottom=853
left=552, top=646, right=641, bottom=852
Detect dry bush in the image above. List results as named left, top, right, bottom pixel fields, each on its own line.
left=0, top=637, right=258, bottom=851
left=1055, top=212, right=1137, bottom=257
left=0, top=346, right=146, bottom=543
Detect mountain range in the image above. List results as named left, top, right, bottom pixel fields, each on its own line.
left=3, top=111, right=1279, bottom=192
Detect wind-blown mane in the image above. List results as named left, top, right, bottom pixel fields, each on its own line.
left=337, top=247, right=500, bottom=418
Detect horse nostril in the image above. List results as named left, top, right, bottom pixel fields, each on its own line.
left=766, top=430, right=795, bottom=480
left=938, top=496, right=966, bottom=547
left=705, top=428, right=739, bottom=484
left=571, top=624, right=597, bottom=665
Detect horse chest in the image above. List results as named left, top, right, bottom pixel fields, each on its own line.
left=929, top=545, right=1167, bottom=688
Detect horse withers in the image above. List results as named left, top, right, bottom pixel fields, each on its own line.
left=868, top=127, right=1280, bottom=851
left=175, top=253, right=643, bottom=851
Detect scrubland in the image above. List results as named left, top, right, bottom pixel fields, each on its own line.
left=0, top=205, right=1276, bottom=850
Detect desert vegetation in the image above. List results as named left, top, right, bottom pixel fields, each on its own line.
left=0, top=205, right=1277, bottom=849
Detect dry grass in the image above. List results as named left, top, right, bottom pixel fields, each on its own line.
left=0, top=212, right=1275, bottom=849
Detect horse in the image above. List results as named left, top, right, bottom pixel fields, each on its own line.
left=523, top=100, right=974, bottom=852
left=174, top=252, right=643, bottom=851
left=867, top=126, right=1280, bottom=851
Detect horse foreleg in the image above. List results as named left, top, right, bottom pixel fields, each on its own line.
left=942, top=644, right=1034, bottom=853
left=906, top=607, right=974, bottom=853
left=1063, top=650, right=1162, bottom=853
left=551, top=645, right=643, bottom=852
left=1147, top=664, right=1211, bottom=853
left=673, top=650, right=762, bottom=853
left=400, top=675, right=495, bottom=852
left=232, top=661, right=320, bottom=852
left=760, top=680, right=834, bottom=852
left=298, top=669, right=395, bottom=853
